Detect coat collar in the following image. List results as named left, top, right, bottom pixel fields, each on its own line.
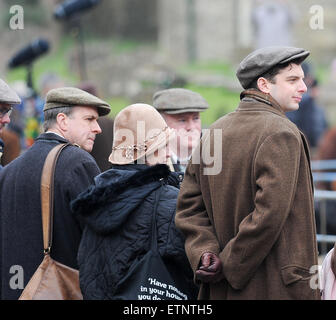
left=35, top=132, right=69, bottom=144
left=239, top=89, right=314, bottom=191
left=71, top=164, right=172, bottom=221
left=238, top=89, right=287, bottom=119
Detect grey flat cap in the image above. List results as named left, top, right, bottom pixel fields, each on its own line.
left=44, top=87, right=111, bottom=116
left=236, top=46, right=310, bottom=89
left=153, top=88, right=209, bottom=114
left=0, top=78, right=21, bottom=105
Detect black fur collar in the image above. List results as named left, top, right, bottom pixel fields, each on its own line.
left=71, top=164, right=171, bottom=216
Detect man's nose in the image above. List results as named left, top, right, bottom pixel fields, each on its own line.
left=299, top=79, right=307, bottom=93
left=93, top=121, right=102, bottom=134
left=1, top=113, right=11, bottom=125
left=185, top=119, right=194, bottom=131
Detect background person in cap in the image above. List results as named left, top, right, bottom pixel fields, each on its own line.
left=175, top=46, right=320, bottom=299
left=0, top=78, right=21, bottom=170
left=0, top=87, right=110, bottom=299
left=153, top=88, right=209, bottom=173
left=71, top=103, right=198, bottom=299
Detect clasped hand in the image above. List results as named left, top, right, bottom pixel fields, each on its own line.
left=195, top=252, right=224, bottom=283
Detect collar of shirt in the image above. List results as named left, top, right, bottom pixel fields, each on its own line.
left=46, top=130, right=66, bottom=140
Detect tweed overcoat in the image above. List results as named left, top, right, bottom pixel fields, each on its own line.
left=175, top=89, right=320, bottom=300
left=0, top=132, right=100, bottom=299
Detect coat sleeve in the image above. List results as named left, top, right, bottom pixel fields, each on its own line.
left=220, top=130, right=302, bottom=290
left=175, top=160, right=221, bottom=275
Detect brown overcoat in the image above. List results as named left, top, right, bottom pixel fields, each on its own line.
left=175, top=89, right=321, bottom=300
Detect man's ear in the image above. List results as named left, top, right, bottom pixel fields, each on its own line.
left=56, top=113, right=68, bottom=131
left=257, top=77, right=272, bottom=94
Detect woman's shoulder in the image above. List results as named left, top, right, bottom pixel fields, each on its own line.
left=156, top=184, right=179, bottom=209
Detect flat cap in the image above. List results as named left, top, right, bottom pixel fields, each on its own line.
left=44, top=87, right=111, bottom=116
left=236, top=46, right=310, bottom=89
left=0, top=78, right=21, bottom=105
left=153, top=88, right=209, bottom=114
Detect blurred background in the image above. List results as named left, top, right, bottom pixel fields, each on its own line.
left=2, top=0, right=335, bottom=128
left=2, top=0, right=336, bottom=256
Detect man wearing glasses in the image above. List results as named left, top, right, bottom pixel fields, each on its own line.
left=0, top=87, right=110, bottom=299
left=0, top=78, right=21, bottom=169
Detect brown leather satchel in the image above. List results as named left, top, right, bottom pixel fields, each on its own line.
left=19, top=143, right=83, bottom=300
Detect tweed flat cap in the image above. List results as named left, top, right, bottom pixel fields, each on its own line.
left=0, top=78, right=21, bottom=105
left=153, top=88, right=209, bottom=114
left=236, top=46, right=310, bottom=89
left=44, top=87, right=111, bottom=116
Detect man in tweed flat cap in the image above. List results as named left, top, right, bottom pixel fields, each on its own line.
left=0, top=87, right=110, bottom=299
left=0, top=78, right=21, bottom=168
left=0, top=78, right=21, bottom=134
left=176, top=46, right=321, bottom=299
left=153, top=88, right=209, bottom=172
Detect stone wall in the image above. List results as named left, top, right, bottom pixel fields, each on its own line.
left=158, top=0, right=190, bottom=62
left=158, top=0, right=236, bottom=64
left=195, top=0, right=235, bottom=62
left=158, top=0, right=336, bottom=65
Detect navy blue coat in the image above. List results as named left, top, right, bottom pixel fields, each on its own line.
left=287, top=93, right=328, bottom=148
left=0, top=132, right=100, bottom=299
left=0, top=138, right=4, bottom=172
left=71, top=164, right=198, bottom=300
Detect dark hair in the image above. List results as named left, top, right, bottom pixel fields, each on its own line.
left=249, top=57, right=306, bottom=90
left=43, top=106, right=73, bottom=132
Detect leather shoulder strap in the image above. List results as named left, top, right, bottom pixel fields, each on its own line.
left=41, top=143, right=70, bottom=254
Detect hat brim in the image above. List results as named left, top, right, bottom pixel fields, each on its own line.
left=163, top=108, right=205, bottom=114
left=43, top=102, right=110, bottom=116
left=280, top=50, right=310, bottom=64
left=96, top=106, right=111, bottom=117
left=109, top=127, right=175, bottom=165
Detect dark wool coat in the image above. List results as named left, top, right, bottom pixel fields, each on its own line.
left=71, top=164, right=198, bottom=300
left=90, top=116, right=114, bottom=172
left=286, top=93, right=328, bottom=148
left=176, top=89, right=321, bottom=300
left=0, top=132, right=100, bottom=300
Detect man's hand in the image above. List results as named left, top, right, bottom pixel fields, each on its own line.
left=195, top=252, right=224, bottom=283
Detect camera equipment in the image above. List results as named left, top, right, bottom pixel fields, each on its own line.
left=54, top=0, right=101, bottom=20
left=8, top=38, right=50, bottom=69
left=7, top=39, right=50, bottom=94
